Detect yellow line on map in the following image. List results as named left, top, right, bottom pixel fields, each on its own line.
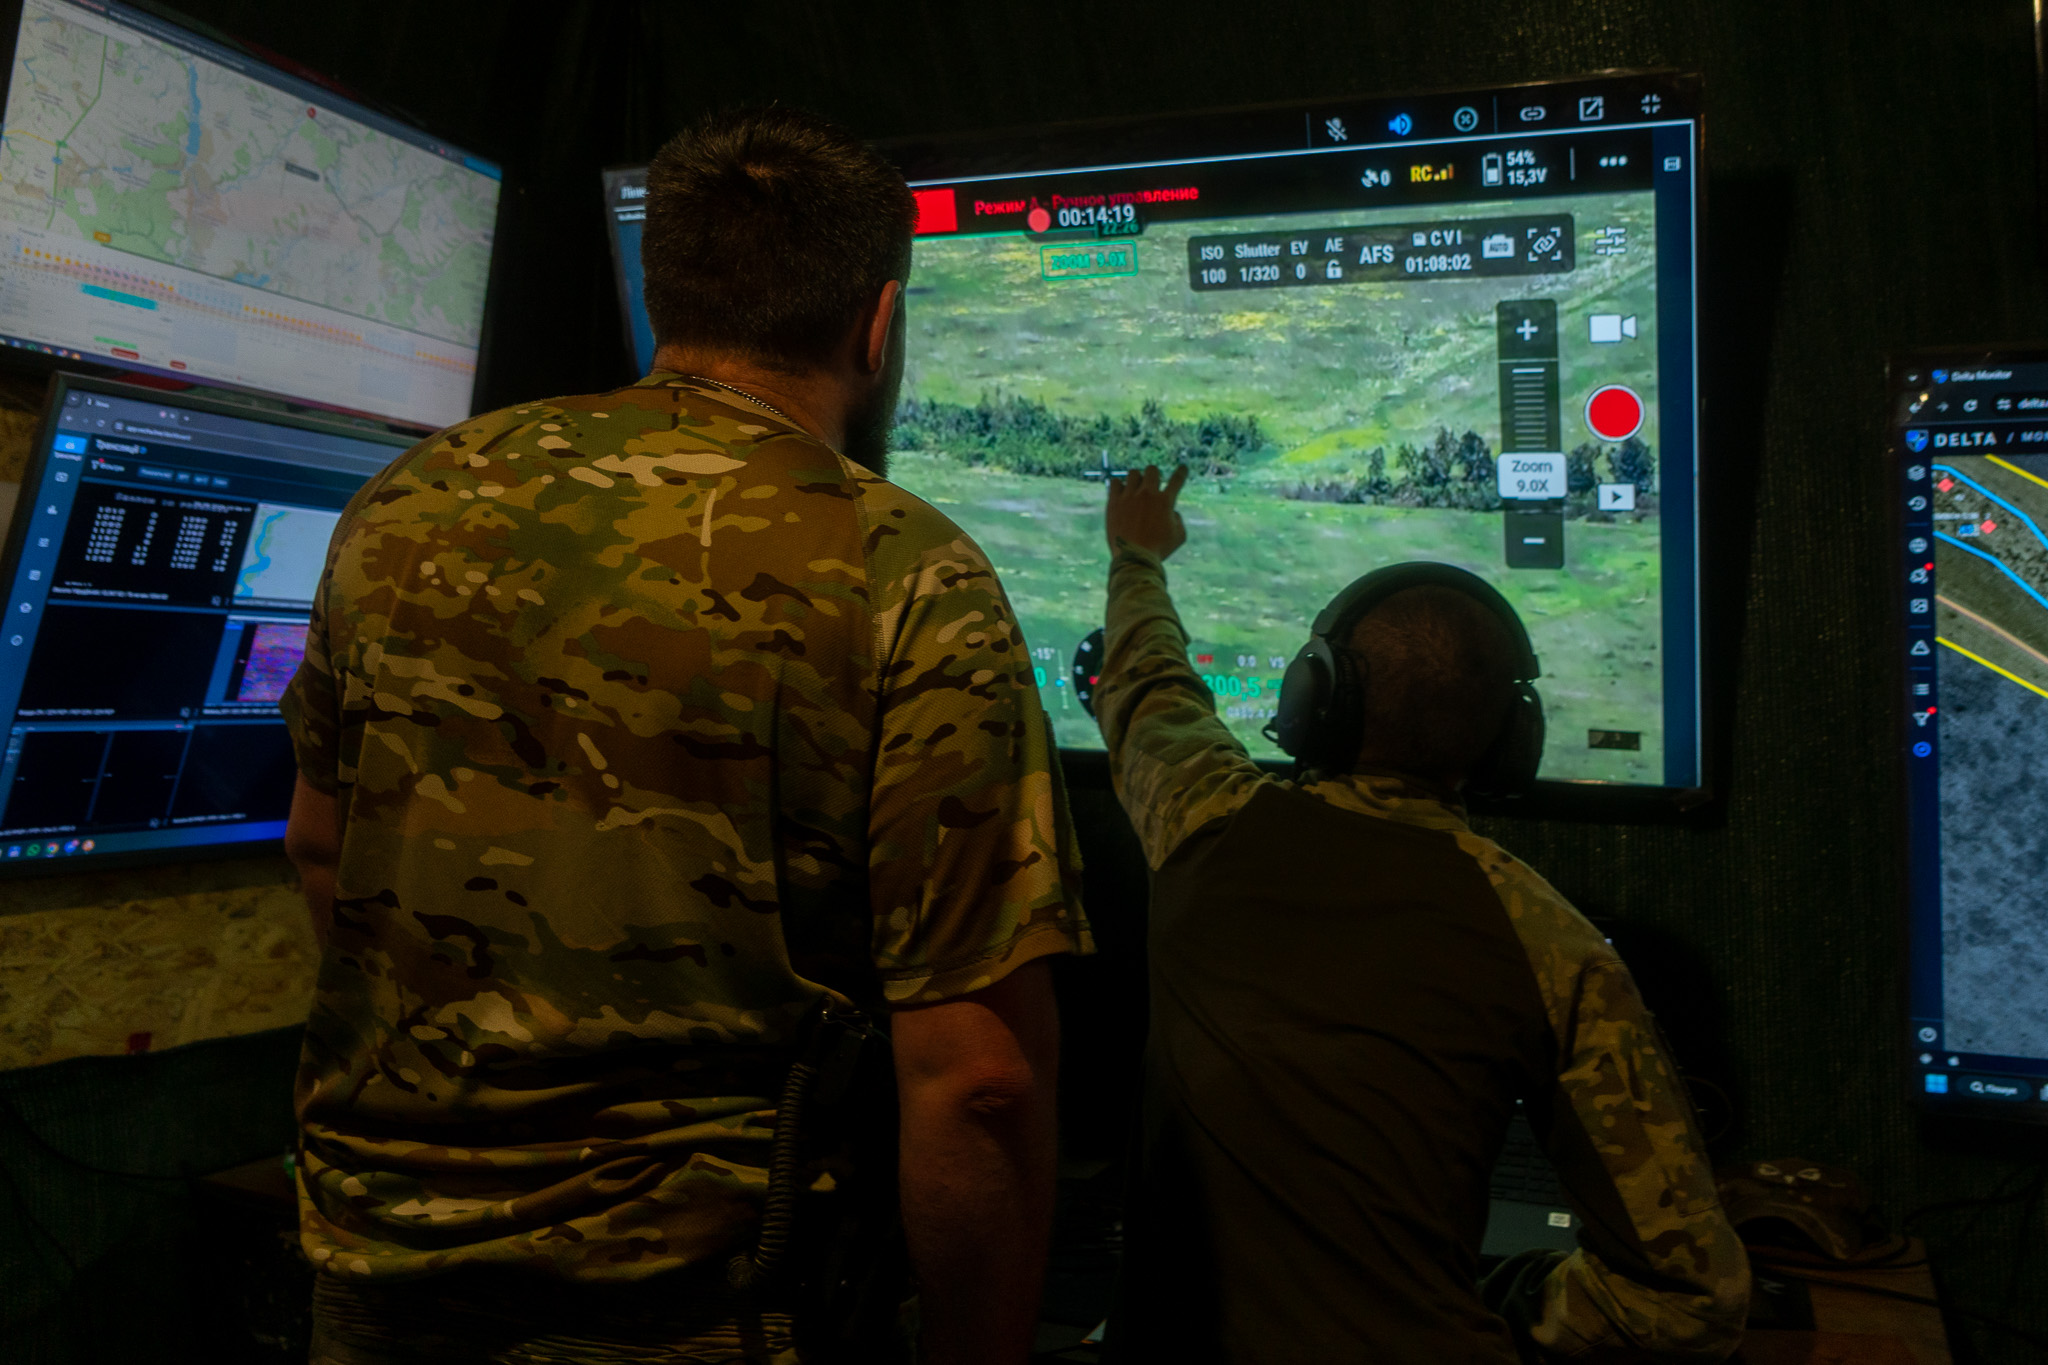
left=1935, top=595, right=2048, bottom=671
left=1986, top=454, right=2048, bottom=492
left=1937, top=636, right=2048, bottom=701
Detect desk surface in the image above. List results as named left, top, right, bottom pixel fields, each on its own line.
left=1741, top=1240, right=1950, bottom=1365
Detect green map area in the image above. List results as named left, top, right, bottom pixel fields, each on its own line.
left=0, top=0, right=496, bottom=345
left=1929, top=454, right=2048, bottom=699
left=894, top=192, right=1669, bottom=784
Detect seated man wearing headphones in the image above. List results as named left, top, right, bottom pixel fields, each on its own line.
left=1095, top=466, right=1749, bottom=1364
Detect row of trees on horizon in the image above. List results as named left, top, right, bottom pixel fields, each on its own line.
left=891, top=395, right=1657, bottom=518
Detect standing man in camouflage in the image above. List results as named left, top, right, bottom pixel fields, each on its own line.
left=1094, top=466, right=1748, bottom=1363
left=282, top=107, right=1090, bottom=1365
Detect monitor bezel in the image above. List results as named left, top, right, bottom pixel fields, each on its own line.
left=1889, top=345, right=2048, bottom=1126
left=600, top=164, right=653, bottom=380
left=0, top=370, right=413, bottom=880
left=0, top=0, right=504, bottom=433
left=876, top=71, right=1713, bottom=816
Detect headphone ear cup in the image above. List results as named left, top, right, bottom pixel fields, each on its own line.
left=1469, top=684, right=1545, bottom=797
left=1270, top=643, right=1335, bottom=759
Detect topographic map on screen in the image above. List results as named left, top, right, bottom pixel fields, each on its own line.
left=0, top=0, right=499, bottom=425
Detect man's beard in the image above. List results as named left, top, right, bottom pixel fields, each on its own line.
left=842, top=305, right=905, bottom=477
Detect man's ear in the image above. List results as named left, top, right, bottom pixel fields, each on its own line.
left=862, top=279, right=903, bottom=375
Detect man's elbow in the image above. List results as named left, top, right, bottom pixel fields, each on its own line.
left=1645, top=1247, right=1753, bottom=1362
left=1691, top=1248, right=1753, bottom=1359
left=931, top=1059, right=1049, bottom=1125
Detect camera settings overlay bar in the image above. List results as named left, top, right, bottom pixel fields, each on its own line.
left=1187, top=215, right=1575, bottom=291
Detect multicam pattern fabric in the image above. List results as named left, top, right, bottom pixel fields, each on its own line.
left=1096, top=545, right=1748, bottom=1361
left=281, top=373, right=1090, bottom=1287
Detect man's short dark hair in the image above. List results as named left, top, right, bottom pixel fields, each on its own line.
left=639, top=106, right=915, bottom=370
left=1347, top=586, right=1519, bottom=782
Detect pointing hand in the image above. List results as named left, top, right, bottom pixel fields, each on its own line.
left=1105, top=464, right=1189, bottom=560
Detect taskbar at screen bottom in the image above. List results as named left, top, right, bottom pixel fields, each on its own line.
left=0, top=818, right=285, bottom=875
left=1915, top=1057, right=2048, bottom=1117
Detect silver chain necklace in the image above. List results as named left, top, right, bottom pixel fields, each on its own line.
left=679, top=374, right=796, bottom=427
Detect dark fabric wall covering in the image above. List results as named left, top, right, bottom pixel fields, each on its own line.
left=3, top=1, right=2046, bottom=1361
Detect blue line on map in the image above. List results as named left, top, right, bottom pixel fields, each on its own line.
left=186, top=65, right=201, bottom=156
left=81, top=284, right=156, bottom=310
left=1935, top=531, right=2048, bottom=615
left=1932, top=464, right=2048, bottom=556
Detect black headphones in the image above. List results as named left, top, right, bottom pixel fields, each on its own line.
left=1264, top=562, right=1545, bottom=797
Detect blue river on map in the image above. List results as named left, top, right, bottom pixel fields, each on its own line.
left=185, top=65, right=201, bottom=155
left=236, top=510, right=285, bottom=597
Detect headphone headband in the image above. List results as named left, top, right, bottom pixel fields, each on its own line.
left=1308, top=562, right=1541, bottom=682
left=1267, top=560, right=1547, bottom=793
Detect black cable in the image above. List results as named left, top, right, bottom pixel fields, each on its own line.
left=1775, top=1272, right=2048, bottom=1353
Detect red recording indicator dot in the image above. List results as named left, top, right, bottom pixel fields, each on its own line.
left=1027, top=206, right=1052, bottom=233
left=1584, top=384, right=1644, bottom=442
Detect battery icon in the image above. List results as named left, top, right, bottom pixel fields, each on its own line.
left=1482, top=153, right=1504, bottom=187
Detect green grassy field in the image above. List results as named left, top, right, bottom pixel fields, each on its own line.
left=900, top=451, right=1666, bottom=784
left=894, top=193, right=1672, bottom=785
left=905, top=192, right=1661, bottom=470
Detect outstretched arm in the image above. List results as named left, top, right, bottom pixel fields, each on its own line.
left=1096, top=465, right=1267, bottom=870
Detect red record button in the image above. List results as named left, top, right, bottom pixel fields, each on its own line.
left=1584, top=384, right=1644, bottom=441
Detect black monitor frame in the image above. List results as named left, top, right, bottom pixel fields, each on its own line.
left=875, top=72, right=1712, bottom=819
left=1890, top=346, right=2048, bottom=1126
left=0, top=0, right=504, bottom=433
left=0, top=371, right=413, bottom=879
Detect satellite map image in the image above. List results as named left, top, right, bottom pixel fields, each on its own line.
left=1929, top=451, right=2048, bottom=1060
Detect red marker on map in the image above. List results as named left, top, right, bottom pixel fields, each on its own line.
left=1982, top=520, right=1997, bottom=534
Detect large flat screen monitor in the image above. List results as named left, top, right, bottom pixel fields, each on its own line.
left=603, top=74, right=1707, bottom=800
left=0, top=372, right=408, bottom=874
left=0, top=0, right=501, bottom=429
left=1894, top=349, right=2048, bottom=1121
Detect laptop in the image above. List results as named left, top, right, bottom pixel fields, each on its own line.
left=1481, top=1106, right=1579, bottom=1258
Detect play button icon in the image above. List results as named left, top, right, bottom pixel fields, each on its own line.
left=1584, top=384, right=1644, bottom=441
left=1597, top=483, right=1636, bottom=512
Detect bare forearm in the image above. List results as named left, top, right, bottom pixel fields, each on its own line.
left=899, top=1072, right=1058, bottom=1364
left=294, top=861, right=336, bottom=948
left=891, top=960, right=1062, bottom=1365
left=285, top=775, right=340, bottom=949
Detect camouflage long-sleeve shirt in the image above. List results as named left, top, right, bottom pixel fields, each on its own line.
left=280, top=374, right=1091, bottom=1287
left=1096, top=546, right=1747, bottom=1364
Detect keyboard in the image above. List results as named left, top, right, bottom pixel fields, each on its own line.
left=1488, top=1112, right=1563, bottom=1206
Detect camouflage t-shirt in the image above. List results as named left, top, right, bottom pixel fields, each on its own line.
left=281, top=373, right=1091, bottom=1285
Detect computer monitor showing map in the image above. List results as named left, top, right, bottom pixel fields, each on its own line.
left=1895, top=350, right=2048, bottom=1121
left=602, top=73, right=1707, bottom=798
left=0, top=373, right=408, bottom=875
left=0, top=0, right=501, bottom=429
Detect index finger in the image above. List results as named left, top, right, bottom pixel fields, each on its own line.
left=1164, top=464, right=1189, bottom=501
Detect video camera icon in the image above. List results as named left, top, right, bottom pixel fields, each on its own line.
left=1588, top=314, right=1637, bottom=344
